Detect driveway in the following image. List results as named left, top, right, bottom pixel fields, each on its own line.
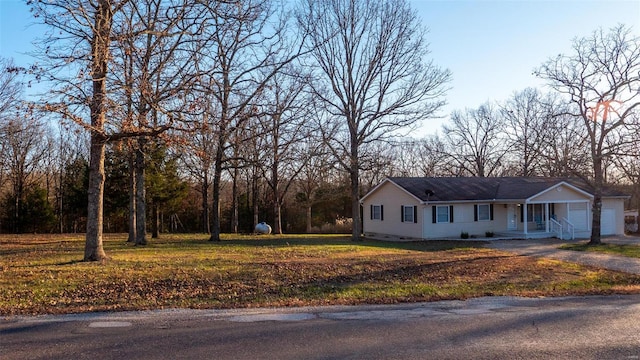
left=486, top=236, right=640, bottom=275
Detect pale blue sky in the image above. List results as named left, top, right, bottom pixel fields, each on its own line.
left=1, top=0, right=639, bottom=136
left=414, top=0, right=640, bottom=134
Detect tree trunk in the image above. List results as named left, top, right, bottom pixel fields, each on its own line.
left=84, top=0, right=112, bottom=261
left=274, top=202, right=283, bottom=235
left=85, top=137, right=108, bottom=261
left=252, top=169, right=259, bottom=231
left=201, top=171, right=210, bottom=234
left=151, top=200, right=159, bottom=238
left=14, top=182, right=21, bottom=233
left=58, top=141, right=64, bottom=233
left=306, top=205, right=312, bottom=233
left=589, top=158, right=603, bottom=245
left=127, top=149, right=136, bottom=242
left=350, top=137, right=361, bottom=241
left=272, top=170, right=282, bottom=235
left=231, top=166, right=239, bottom=233
left=135, top=138, right=147, bottom=245
left=209, top=143, right=223, bottom=242
left=590, top=192, right=603, bottom=245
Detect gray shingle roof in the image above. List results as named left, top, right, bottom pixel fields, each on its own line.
left=386, top=177, right=627, bottom=202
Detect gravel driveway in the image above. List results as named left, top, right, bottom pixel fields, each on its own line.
left=487, top=236, right=640, bottom=274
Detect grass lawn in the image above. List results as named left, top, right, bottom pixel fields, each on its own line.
left=2, top=233, right=640, bottom=315
left=560, top=242, right=640, bottom=258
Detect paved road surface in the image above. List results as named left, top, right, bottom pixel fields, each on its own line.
left=3, top=295, right=640, bottom=359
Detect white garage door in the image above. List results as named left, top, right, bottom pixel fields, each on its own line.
left=568, top=203, right=588, bottom=231
left=600, top=209, right=616, bottom=235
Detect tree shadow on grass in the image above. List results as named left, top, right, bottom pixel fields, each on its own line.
left=211, top=236, right=488, bottom=253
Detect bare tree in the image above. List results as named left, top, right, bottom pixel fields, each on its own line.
left=538, top=105, right=591, bottom=178
left=442, top=103, right=509, bottom=177
left=111, top=0, right=208, bottom=245
left=536, top=24, right=640, bottom=245
left=0, top=57, right=25, bottom=200
left=614, top=135, right=640, bottom=214
left=259, top=69, right=309, bottom=234
left=1, top=108, right=49, bottom=233
left=0, top=58, right=22, bottom=118
left=388, top=135, right=449, bottom=177
left=196, top=0, right=305, bottom=241
left=30, top=0, right=207, bottom=259
left=29, top=0, right=129, bottom=260
left=417, top=135, right=451, bottom=177
left=359, top=141, right=396, bottom=191
left=295, top=138, right=336, bottom=233
left=298, top=0, right=450, bottom=240
left=501, top=88, right=555, bottom=176
left=177, top=120, right=216, bottom=234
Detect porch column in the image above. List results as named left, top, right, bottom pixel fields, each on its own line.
left=523, top=203, right=528, bottom=236
left=545, top=203, right=550, bottom=232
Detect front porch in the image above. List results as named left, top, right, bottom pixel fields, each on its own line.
left=502, top=198, right=591, bottom=240
left=496, top=230, right=557, bottom=240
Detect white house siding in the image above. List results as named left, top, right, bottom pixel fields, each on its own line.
left=554, top=203, right=568, bottom=221
left=362, top=182, right=423, bottom=239
left=422, top=204, right=469, bottom=239
left=422, top=203, right=508, bottom=239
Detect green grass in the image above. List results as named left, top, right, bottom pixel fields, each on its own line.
left=560, top=242, right=640, bottom=258
left=2, top=233, right=640, bottom=315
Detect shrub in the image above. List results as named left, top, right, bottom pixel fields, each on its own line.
left=310, top=217, right=353, bottom=234
left=460, top=231, right=469, bottom=239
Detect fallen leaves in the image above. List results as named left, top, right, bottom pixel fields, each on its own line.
left=2, top=234, right=640, bottom=315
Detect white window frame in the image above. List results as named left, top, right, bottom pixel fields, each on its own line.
left=372, top=205, right=382, bottom=220
left=402, top=205, right=415, bottom=223
left=477, top=204, right=491, bottom=221
left=527, top=204, right=544, bottom=222
left=436, top=205, right=450, bottom=223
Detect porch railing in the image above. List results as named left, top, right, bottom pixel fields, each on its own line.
left=561, top=217, right=575, bottom=240
left=550, top=218, right=563, bottom=239
left=550, top=217, right=575, bottom=240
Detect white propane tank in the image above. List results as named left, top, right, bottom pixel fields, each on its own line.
left=255, top=222, right=272, bottom=235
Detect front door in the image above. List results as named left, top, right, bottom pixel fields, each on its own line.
left=507, top=204, right=517, bottom=230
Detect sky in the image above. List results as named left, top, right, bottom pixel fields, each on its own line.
left=1, top=0, right=639, bottom=136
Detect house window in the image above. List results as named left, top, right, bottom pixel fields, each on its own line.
left=371, top=205, right=383, bottom=220
left=477, top=204, right=491, bottom=221
left=402, top=205, right=416, bottom=223
left=436, top=206, right=450, bottom=223
left=527, top=204, right=544, bottom=222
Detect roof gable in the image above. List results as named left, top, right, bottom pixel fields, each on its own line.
left=527, top=181, right=593, bottom=202
left=360, top=178, right=423, bottom=204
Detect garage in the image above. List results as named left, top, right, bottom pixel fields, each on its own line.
left=568, top=202, right=589, bottom=231
left=600, top=208, right=616, bottom=235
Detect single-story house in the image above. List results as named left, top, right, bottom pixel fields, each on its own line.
left=360, top=177, right=629, bottom=240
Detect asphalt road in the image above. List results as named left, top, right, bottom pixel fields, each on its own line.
left=3, top=295, right=640, bottom=359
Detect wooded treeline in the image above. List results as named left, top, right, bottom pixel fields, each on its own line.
left=2, top=76, right=639, bottom=235
left=0, top=1, right=639, bottom=254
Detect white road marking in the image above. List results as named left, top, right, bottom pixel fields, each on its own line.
left=88, top=321, right=132, bottom=328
